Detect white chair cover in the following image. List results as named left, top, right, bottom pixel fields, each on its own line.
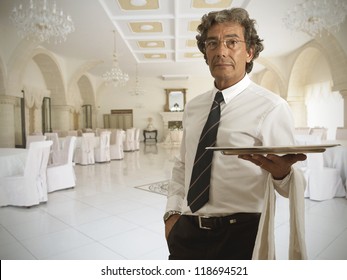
left=336, top=127, right=347, bottom=140
left=38, top=141, right=53, bottom=201
left=0, top=140, right=52, bottom=207
left=134, top=128, right=140, bottom=150
left=67, top=130, right=78, bottom=136
left=95, top=131, right=111, bottom=163
left=310, top=127, right=328, bottom=141
left=44, top=132, right=61, bottom=164
left=26, top=135, right=46, bottom=148
left=110, top=129, right=125, bottom=160
left=47, top=136, right=77, bottom=192
left=302, top=153, right=346, bottom=201
left=97, top=128, right=110, bottom=136
left=74, top=133, right=95, bottom=165
left=294, top=127, right=311, bottom=135
left=53, top=130, right=68, bottom=137
left=123, top=128, right=135, bottom=152
left=323, top=145, right=347, bottom=191
left=295, top=134, right=322, bottom=145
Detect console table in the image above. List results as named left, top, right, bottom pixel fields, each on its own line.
left=143, top=130, right=158, bottom=142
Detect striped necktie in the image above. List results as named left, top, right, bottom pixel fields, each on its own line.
left=187, top=91, right=224, bottom=213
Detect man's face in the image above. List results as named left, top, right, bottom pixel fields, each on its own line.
left=205, top=22, right=254, bottom=89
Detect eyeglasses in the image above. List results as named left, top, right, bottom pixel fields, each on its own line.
left=204, top=38, right=246, bottom=51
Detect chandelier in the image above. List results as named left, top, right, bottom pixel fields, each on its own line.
left=283, top=0, right=347, bottom=37
left=10, top=0, right=75, bottom=44
left=130, top=64, right=145, bottom=96
left=102, top=30, right=129, bottom=87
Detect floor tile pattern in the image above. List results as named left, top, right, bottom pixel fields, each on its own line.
left=1, top=144, right=346, bottom=260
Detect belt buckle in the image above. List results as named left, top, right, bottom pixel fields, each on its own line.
left=198, top=216, right=212, bottom=230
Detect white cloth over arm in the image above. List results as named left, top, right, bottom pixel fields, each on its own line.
left=252, top=168, right=307, bottom=260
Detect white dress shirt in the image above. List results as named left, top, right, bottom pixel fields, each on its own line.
left=166, top=74, right=298, bottom=216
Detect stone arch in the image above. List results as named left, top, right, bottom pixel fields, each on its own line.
left=314, top=31, right=347, bottom=126
left=67, top=60, right=102, bottom=109
left=78, top=75, right=95, bottom=107
left=262, top=71, right=280, bottom=95
left=78, top=75, right=97, bottom=129
left=287, top=46, right=327, bottom=126
left=313, top=30, right=347, bottom=91
left=288, top=47, right=322, bottom=99
left=254, top=57, right=287, bottom=99
left=7, top=39, right=40, bottom=96
left=286, top=32, right=347, bottom=127
left=6, top=39, right=67, bottom=105
left=32, top=51, right=66, bottom=106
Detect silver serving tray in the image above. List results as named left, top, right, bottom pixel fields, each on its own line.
left=206, top=144, right=340, bottom=155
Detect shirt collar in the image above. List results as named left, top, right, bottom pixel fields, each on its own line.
left=212, top=74, right=251, bottom=104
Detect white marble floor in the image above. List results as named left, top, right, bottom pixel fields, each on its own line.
left=0, top=143, right=347, bottom=260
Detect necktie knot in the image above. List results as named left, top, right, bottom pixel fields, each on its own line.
left=215, top=91, right=224, bottom=105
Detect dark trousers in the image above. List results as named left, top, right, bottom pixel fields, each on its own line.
left=167, top=213, right=260, bottom=260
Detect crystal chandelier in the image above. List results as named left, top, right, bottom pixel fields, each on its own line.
left=10, top=0, right=75, bottom=44
left=103, top=30, right=129, bottom=87
left=283, top=0, right=347, bottom=37
left=130, top=64, right=145, bottom=95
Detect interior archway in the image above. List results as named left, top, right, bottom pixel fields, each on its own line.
left=258, top=70, right=281, bottom=96
left=77, top=75, right=95, bottom=107
left=32, top=53, right=66, bottom=106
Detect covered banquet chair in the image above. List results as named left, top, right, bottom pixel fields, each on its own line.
left=47, top=136, right=77, bottom=192
left=94, top=130, right=111, bottom=163
left=26, top=135, right=46, bottom=148
left=74, top=132, right=95, bottom=165
left=0, top=140, right=52, bottom=207
left=110, top=129, right=125, bottom=160
left=301, top=153, right=346, bottom=201
left=123, top=128, right=135, bottom=152
left=134, top=128, right=140, bottom=151
left=336, top=127, right=347, bottom=140
left=44, top=132, right=61, bottom=164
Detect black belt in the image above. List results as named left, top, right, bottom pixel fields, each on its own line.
left=187, top=213, right=261, bottom=230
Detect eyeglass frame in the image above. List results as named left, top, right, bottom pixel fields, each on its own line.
left=204, top=38, right=246, bottom=51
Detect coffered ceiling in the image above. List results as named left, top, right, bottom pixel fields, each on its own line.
left=0, top=0, right=315, bottom=78
left=101, top=0, right=244, bottom=63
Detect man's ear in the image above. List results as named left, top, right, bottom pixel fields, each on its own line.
left=246, top=47, right=254, bottom=63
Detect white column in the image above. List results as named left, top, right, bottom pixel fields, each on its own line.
left=51, top=105, right=73, bottom=132
left=0, top=95, right=17, bottom=147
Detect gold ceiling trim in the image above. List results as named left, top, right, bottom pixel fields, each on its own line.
left=144, top=53, right=167, bottom=59
left=184, top=52, right=203, bottom=58
left=192, top=0, right=233, bottom=8
left=117, top=0, right=159, bottom=10
left=129, top=22, right=163, bottom=33
left=138, top=40, right=165, bottom=48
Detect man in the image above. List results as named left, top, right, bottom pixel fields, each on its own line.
left=164, top=8, right=307, bottom=260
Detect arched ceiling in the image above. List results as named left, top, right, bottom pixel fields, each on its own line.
left=77, top=75, right=95, bottom=106
left=33, top=53, right=66, bottom=105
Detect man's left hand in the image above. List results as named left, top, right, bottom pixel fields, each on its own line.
left=238, top=153, right=307, bottom=180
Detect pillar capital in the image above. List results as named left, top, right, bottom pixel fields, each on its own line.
left=0, top=95, right=18, bottom=106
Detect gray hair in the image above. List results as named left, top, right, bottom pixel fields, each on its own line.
left=196, top=8, right=264, bottom=73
